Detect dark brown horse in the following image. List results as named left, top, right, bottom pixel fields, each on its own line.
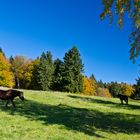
left=117, top=94, right=128, bottom=105
left=0, top=89, right=24, bottom=107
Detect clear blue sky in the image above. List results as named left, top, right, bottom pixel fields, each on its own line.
left=0, top=0, right=139, bottom=84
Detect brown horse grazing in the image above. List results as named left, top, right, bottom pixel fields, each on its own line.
left=117, top=94, right=128, bottom=105
left=0, top=89, right=24, bottom=107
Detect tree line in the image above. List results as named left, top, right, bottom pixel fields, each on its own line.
left=0, top=47, right=139, bottom=99
left=0, top=46, right=84, bottom=93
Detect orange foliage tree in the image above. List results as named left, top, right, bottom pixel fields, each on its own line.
left=121, top=83, right=135, bottom=97
left=0, top=53, right=14, bottom=87
left=82, top=76, right=96, bottom=95
left=96, top=87, right=112, bottom=98
left=10, top=56, right=33, bottom=89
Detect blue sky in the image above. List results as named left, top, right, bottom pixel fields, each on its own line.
left=0, top=0, right=139, bottom=84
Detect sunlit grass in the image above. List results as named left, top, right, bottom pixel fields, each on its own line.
left=0, top=90, right=139, bottom=140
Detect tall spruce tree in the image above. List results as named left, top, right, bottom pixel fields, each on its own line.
left=133, top=77, right=140, bottom=99
left=90, top=74, right=97, bottom=83
left=97, top=80, right=104, bottom=88
left=52, top=58, right=64, bottom=91
left=29, top=58, right=40, bottom=90
left=62, top=46, right=84, bottom=93
left=38, top=51, right=54, bottom=91
left=0, top=47, right=6, bottom=58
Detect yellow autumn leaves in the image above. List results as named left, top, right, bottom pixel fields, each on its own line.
left=82, top=76, right=96, bottom=96
left=0, top=53, right=14, bottom=87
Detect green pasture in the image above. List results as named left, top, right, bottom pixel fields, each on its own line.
left=0, top=90, right=139, bottom=140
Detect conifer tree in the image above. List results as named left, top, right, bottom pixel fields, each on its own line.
left=62, top=46, right=84, bottom=93
left=97, top=80, right=104, bottom=88
left=29, top=58, right=40, bottom=90
left=0, top=47, right=6, bottom=58
left=90, top=74, right=97, bottom=83
left=38, top=51, right=54, bottom=91
left=52, top=58, right=64, bottom=91
left=133, top=77, right=140, bottom=99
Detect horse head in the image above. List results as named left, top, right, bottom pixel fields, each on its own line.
left=12, top=90, right=24, bottom=101
left=18, top=91, right=24, bottom=101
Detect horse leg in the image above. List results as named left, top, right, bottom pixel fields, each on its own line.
left=5, top=100, right=10, bottom=107
left=125, top=98, right=128, bottom=105
left=11, top=100, right=15, bottom=108
left=120, top=99, right=123, bottom=104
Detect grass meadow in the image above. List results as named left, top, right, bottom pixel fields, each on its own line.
left=0, top=90, right=139, bottom=140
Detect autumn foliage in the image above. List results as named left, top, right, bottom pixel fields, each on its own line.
left=0, top=47, right=138, bottom=99
left=121, top=83, right=135, bottom=97
left=95, top=87, right=112, bottom=98
left=82, top=76, right=96, bottom=95
left=0, top=53, right=14, bottom=87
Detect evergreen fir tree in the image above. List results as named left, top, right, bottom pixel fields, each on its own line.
left=29, top=58, right=40, bottom=90
left=0, top=47, right=6, bottom=58
left=133, top=77, right=140, bottom=99
left=52, top=58, right=64, bottom=91
left=97, top=80, right=104, bottom=88
left=9, top=56, right=14, bottom=64
left=38, top=51, right=54, bottom=91
left=62, top=46, right=84, bottom=93
left=90, top=74, right=97, bottom=83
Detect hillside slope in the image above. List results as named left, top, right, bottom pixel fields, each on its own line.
left=0, top=90, right=139, bottom=140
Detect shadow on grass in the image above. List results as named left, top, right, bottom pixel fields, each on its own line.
left=0, top=99, right=140, bottom=138
left=68, top=95, right=140, bottom=110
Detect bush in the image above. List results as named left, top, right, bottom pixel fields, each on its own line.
left=95, top=87, right=112, bottom=98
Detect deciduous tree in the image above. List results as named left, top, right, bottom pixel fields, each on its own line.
left=0, top=53, right=14, bottom=87
left=108, top=82, right=122, bottom=97
left=101, top=0, right=140, bottom=61
left=82, top=76, right=96, bottom=95
left=121, top=83, right=135, bottom=97
left=9, top=56, right=32, bottom=89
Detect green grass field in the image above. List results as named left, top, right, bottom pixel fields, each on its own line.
left=0, top=90, right=139, bottom=140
